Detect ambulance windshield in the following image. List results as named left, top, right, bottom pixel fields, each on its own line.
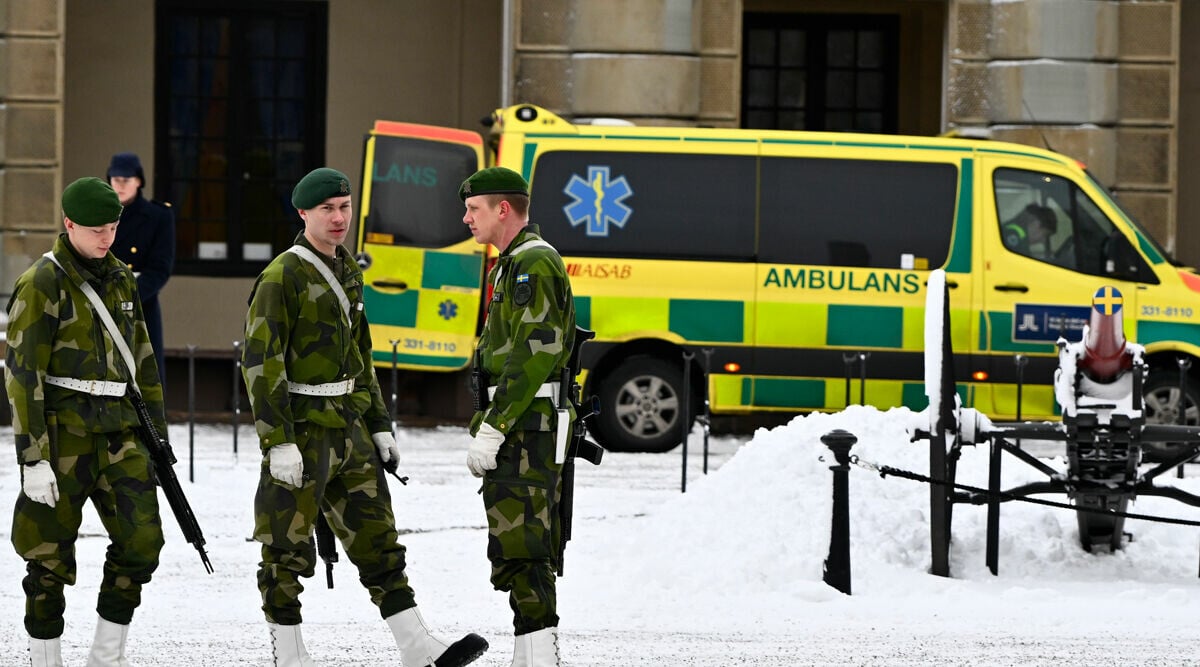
left=1085, top=169, right=1177, bottom=266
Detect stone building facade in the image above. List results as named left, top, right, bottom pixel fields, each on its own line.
left=0, top=0, right=1194, bottom=411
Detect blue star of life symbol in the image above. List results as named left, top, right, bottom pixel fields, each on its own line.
left=438, top=299, right=458, bottom=321
left=563, top=166, right=633, bottom=237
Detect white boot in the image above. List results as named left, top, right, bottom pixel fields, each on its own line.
left=385, top=607, right=488, bottom=667
left=28, top=636, right=63, bottom=667
left=86, top=617, right=132, bottom=667
left=511, top=627, right=559, bottom=667
left=268, top=623, right=316, bottom=667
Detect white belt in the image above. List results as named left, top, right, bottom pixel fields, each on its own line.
left=287, top=379, right=356, bottom=396
left=488, top=382, right=558, bottom=403
left=44, top=375, right=127, bottom=397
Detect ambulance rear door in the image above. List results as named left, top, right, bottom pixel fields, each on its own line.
left=356, top=121, right=486, bottom=371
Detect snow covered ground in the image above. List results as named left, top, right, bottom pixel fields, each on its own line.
left=3, top=407, right=1200, bottom=666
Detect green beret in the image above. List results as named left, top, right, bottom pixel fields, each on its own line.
left=292, top=167, right=352, bottom=210
left=459, top=167, right=529, bottom=202
left=62, top=177, right=122, bottom=227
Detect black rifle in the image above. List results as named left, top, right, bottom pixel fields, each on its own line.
left=317, top=442, right=409, bottom=588
left=557, top=326, right=603, bottom=577
left=128, top=389, right=214, bottom=574
left=315, top=514, right=338, bottom=588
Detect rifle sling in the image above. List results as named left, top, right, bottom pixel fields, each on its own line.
left=42, top=252, right=142, bottom=396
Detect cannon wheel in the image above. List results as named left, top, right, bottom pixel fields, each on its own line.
left=1075, top=495, right=1128, bottom=552
left=926, top=273, right=958, bottom=577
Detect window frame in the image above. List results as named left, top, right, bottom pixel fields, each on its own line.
left=742, top=12, right=900, bottom=133
left=154, top=0, right=328, bottom=277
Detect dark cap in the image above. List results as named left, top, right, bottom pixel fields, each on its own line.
left=459, top=167, right=529, bottom=202
left=106, top=152, right=144, bottom=182
left=62, top=177, right=123, bottom=227
left=292, top=167, right=352, bottom=210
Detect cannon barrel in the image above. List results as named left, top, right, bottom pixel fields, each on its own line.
left=1078, top=285, right=1131, bottom=384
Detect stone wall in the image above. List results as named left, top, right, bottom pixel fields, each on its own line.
left=513, top=0, right=739, bottom=125
left=0, top=0, right=63, bottom=293
left=949, top=0, right=1178, bottom=252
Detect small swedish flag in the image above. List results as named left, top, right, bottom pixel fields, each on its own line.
left=1092, top=286, right=1123, bottom=316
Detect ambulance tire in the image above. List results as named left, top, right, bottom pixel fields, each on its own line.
left=1141, top=371, right=1200, bottom=463
left=593, top=356, right=690, bottom=453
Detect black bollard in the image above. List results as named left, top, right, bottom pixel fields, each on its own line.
left=681, top=350, right=694, bottom=493
left=390, top=339, right=401, bottom=429
left=1014, top=354, right=1027, bottom=421
left=822, top=429, right=857, bottom=595
left=232, top=340, right=241, bottom=455
left=1178, top=357, right=1193, bottom=478
left=1014, top=354, right=1028, bottom=451
left=701, top=348, right=714, bottom=475
left=842, top=352, right=856, bottom=406
left=187, top=344, right=196, bottom=483
left=857, top=352, right=870, bottom=406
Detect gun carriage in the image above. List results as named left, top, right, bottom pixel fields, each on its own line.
left=916, top=274, right=1200, bottom=576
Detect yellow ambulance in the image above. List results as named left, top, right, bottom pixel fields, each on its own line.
left=355, top=105, right=1200, bottom=453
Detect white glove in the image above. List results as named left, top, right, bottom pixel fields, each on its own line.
left=372, top=432, right=400, bottom=465
left=467, top=422, right=505, bottom=478
left=268, top=443, right=304, bottom=486
left=22, top=460, right=58, bottom=508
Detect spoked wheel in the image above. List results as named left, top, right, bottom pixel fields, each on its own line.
left=923, top=270, right=958, bottom=577
left=1075, top=494, right=1128, bottom=552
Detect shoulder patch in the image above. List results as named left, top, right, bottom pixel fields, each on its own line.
left=513, top=281, right=533, bottom=306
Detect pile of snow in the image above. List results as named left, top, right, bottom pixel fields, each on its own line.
left=568, top=404, right=1200, bottom=637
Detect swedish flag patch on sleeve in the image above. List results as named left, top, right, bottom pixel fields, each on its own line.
left=514, top=274, right=533, bottom=306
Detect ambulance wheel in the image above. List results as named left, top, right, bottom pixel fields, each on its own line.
left=593, top=356, right=689, bottom=453
left=1141, top=371, right=1200, bottom=463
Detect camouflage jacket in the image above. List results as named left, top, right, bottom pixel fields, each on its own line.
left=5, top=234, right=167, bottom=465
left=471, top=224, right=576, bottom=435
left=242, top=233, right=390, bottom=451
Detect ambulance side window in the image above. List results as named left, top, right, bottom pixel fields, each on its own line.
left=758, top=157, right=956, bottom=268
left=529, top=150, right=756, bottom=261
left=993, top=168, right=1151, bottom=280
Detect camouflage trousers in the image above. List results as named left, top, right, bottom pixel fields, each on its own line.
left=254, top=416, right=415, bottom=625
left=11, top=417, right=164, bottom=639
left=482, top=429, right=563, bottom=635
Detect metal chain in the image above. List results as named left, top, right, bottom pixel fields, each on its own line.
left=851, top=457, right=1200, bottom=528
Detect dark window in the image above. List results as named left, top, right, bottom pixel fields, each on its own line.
left=759, top=157, right=957, bottom=269
left=156, top=1, right=327, bottom=276
left=743, top=13, right=898, bottom=133
left=363, top=137, right=478, bottom=248
left=529, top=151, right=756, bottom=261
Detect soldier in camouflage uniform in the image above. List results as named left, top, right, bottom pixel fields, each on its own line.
left=7, top=177, right=168, bottom=667
left=242, top=167, right=487, bottom=667
left=461, top=167, right=576, bottom=667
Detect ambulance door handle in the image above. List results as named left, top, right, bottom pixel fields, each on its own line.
left=993, top=283, right=1029, bottom=293
left=372, top=280, right=409, bottom=291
